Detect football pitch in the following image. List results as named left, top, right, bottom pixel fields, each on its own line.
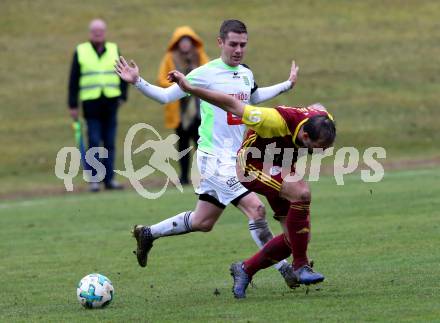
left=1, top=168, right=439, bottom=322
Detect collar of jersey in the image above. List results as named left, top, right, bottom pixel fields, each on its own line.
left=292, top=118, right=309, bottom=148
left=212, top=58, right=239, bottom=71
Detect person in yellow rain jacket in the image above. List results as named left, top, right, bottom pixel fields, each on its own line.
left=156, top=26, right=209, bottom=184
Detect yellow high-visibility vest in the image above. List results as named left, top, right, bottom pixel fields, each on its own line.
left=77, top=42, right=121, bottom=101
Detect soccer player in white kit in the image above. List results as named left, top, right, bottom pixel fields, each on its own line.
left=115, top=20, right=299, bottom=288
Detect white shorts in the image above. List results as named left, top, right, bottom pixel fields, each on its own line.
left=195, top=150, right=249, bottom=207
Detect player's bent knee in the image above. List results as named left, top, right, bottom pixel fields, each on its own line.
left=193, top=219, right=215, bottom=232
left=198, top=223, right=214, bottom=232
left=255, top=203, right=266, bottom=220
left=282, top=186, right=311, bottom=202
left=245, top=203, right=266, bottom=221
left=298, top=189, right=311, bottom=202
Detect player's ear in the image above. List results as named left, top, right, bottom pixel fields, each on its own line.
left=217, top=37, right=223, bottom=48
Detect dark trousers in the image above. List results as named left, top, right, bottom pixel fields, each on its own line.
left=175, top=120, right=199, bottom=183
left=82, top=96, right=119, bottom=185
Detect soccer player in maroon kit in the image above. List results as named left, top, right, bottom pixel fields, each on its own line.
left=168, top=62, right=336, bottom=298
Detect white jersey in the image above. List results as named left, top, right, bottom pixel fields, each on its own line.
left=186, top=58, right=257, bottom=156
left=133, top=57, right=292, bottom=205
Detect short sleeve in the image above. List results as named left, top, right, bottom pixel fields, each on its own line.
left=186, top=65, right=209, bottom=88
left=241, top=105, right=290, bottom=138
left=241, top=63, right=258, bottom=94
left=251, top=79, right=258, bottom=94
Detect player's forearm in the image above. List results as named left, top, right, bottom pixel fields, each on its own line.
left=134, top=77, right=185, bottom=104
left=250, top=80, right=292, bottom=104
left=187, top=85, right=244, bottom=117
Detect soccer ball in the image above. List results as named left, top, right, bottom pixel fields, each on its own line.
left=77, top=273, right=114, bottom=308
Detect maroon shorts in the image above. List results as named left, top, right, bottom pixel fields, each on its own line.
left=236, top=160, right=291, bottom=221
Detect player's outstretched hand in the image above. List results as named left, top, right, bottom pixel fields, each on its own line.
left=114, top=56, right=140, bottom=84
left=167, top=70, right=192, bottom=92
left=288, top=60, right=299, bottom=87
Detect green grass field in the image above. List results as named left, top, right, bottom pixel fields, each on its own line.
left=1, top=168, right=439, bottom=322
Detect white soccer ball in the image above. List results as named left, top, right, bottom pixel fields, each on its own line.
left=76, top=273, right=114, bottom=308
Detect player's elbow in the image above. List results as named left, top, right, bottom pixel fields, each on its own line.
left=228, top=101, right=244, bottom=117
left=158, top=98, right=168, bottom=104
left=155, top=93, right=171, bottom=104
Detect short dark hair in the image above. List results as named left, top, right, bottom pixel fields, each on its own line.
left=219, top=19, right=247, bottom=40
left=303, top=115, right=336, bottom=146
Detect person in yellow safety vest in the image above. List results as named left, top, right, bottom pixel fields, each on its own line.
left=156, top=26, right=209, bottom=184
left=68, top=18, right=127, bottom=192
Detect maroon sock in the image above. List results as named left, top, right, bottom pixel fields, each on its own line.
left=286, top=201, right=311, bottom=270
left=243, top=234, right=291, bottom=277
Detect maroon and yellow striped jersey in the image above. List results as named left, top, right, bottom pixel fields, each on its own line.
left=238, top=105, right=331, bottom=168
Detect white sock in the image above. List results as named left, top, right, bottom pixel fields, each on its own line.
left=150, top=211, right=193, bottom=239
left=273, top=259, right=288, bottom=270
left=248, top=219, right=273, bottom=248
left=248, top=219, right=289, bottom=271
